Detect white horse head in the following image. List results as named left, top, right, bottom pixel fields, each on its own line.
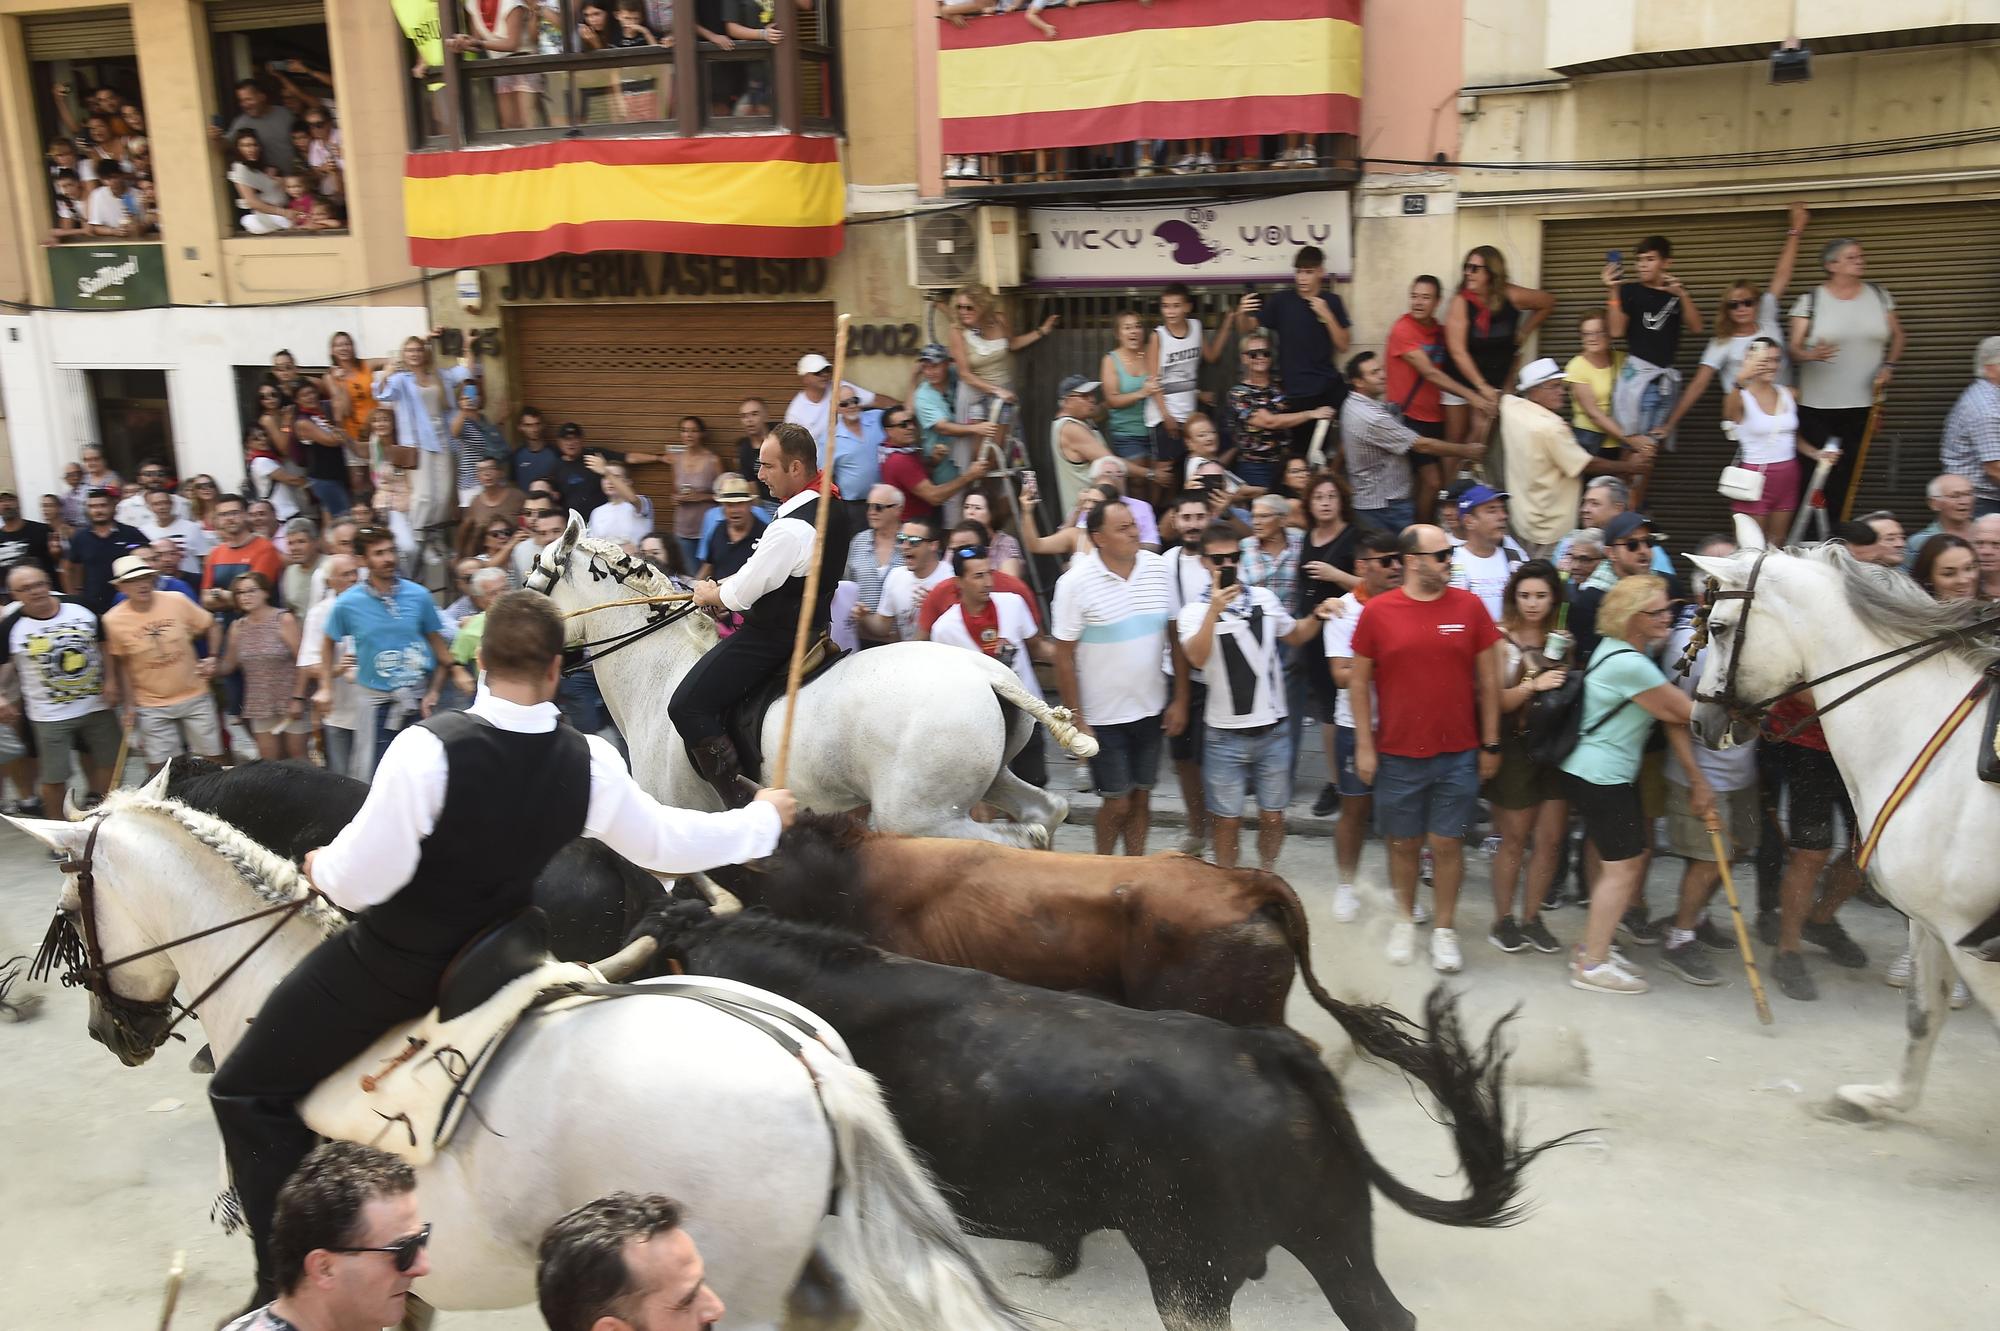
left=1684, top=513, right=1811, bottom=747
left=12, top=793, right=337, bottom=1066
left=525, top=510, right=717, bottom=655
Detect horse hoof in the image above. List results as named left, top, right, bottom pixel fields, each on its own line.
left=1823, top=1087, right=1891, bottom=1124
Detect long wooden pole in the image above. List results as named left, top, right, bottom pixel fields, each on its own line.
left=1706, top=812, right=1774, bottom=1026
left=1834, top=394, right=1885, bottom=524
left=772, top=314, right=849, bottom=788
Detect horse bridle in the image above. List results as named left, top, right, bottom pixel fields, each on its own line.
left=30, top=812, right=314, bottom=1053
left=1686, top=547, right=2000, bottom=737
left=525, top=537, right=703, bottom=675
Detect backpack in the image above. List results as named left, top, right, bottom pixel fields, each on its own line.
left=1522, top=645, right=1640, bottom=768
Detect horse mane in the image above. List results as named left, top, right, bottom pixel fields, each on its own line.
left=1800, top=543, right=2000, bottom=668
left=691, top=910, right=887, bottom=973
left=98, top=791, right=345, bottom=937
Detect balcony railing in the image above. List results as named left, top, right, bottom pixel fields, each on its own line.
left=411, top=0, right=837, bottom=150
left=936, top=0, right=1360, bottom=197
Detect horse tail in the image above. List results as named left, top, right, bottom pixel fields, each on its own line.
left=1249, top=869, right=1448, bottom=1097
left=1280, top=989, right=1575, bottom=1228
left=981, top=659, right=1099, bottom=758
left=801, top=1040, right=1036, bottom=1331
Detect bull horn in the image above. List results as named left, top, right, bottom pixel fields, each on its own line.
left=62, top=789, right=85, bottom=822
left=594, top=934, right=658, bottom=982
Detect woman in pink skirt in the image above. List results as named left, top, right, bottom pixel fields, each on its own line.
left=1723, top=337, right=1822, bottom=545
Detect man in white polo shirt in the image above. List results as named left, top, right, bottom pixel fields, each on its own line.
left=1052, top=500, right=1188, bottom=856
left=1447, top=483, right=1517, bottom=621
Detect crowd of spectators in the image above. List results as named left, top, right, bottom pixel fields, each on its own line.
left=42, top=81, right=160, bottom=243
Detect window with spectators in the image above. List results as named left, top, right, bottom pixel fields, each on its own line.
left=23, top=9, right=158, bottom=245
left=205, top=1, right=347, bottom=236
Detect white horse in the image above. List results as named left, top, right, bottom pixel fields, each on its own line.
left=527, top=514, right=1095, bottom=845
left=1688, top=515, right=2000, bottom=1119
left=11, top=794, right=1035, bottom=1331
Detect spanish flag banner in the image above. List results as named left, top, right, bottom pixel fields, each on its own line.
left=938, top=0, right=1360, bottom=155
left=404, top=135, right=845, bottom=268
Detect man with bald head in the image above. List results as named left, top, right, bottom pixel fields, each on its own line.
left=1346, top=523, right=1503, bottom=975
left=1971, top=513, right=2000, bottom=601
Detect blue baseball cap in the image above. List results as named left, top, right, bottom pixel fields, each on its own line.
left=1455, top=483, right=1510, bottom=516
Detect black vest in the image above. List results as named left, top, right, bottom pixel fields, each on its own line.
left=361, top=711, right=591, bottom=957
left=743, top=494, right=850, bottom=640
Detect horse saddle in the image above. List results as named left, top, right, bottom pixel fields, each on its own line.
left=722, top=635, right=845, bottom=780
left=299, top=911, right=600, bottom=1167
left=1980, top=665, right=2000, bottom=785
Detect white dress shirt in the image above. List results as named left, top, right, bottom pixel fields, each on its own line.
left=718, top=489, right=817, bottom=615
left=312, top=687, right=782, bottom=911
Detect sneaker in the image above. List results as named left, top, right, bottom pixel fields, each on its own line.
left=1176, top=832, right=1205, bottom=857
left=1419, top=846, right=1434, bottom=884
left=1386, top=920, right=1416, bottom=966
left=1072, top=762, right=1094, bottom=793
left=1694, top=915, right=1737, bottom=952
left=1662, top=938, right=1723, bottom=986
left=1801, top=918, right=1868, bottom=969
left=1572, top=957, right=1649, bottom=994
left=1332, top=883, right=1359, bottom=923
left=1540, top=891, right=1569, bottom=913
left=1410, top=896, right=1432, bottom=925
left=1310, top=783, right=1339, bottom=817
left=1770, top=950, right=1817, bottom=1002
left=1488, top=915, right=1528, bottom=953
left=1951, top=980, right=1971, bottom=1010
left=1431, top=927, right=1463, bottom=974
left=14, top=795, right=42, bottom=816
left=1885, top=950, right=1912, bottom=988
left=1755, top=910, right=1779, bottom=947
left=1519, top=915, right=1561, bottom=954
left=1617, top=908, right=1662, bottom=947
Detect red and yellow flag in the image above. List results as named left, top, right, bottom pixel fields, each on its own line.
left=937, top=0, right=1360, bottom=155
left=403, top=135, right=844, bottom=267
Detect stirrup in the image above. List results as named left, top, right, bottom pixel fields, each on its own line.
left=690, top=736, right=759, bottom=810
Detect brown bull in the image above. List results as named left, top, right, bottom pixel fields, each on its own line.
left=705, top=814, right=1440, bottom=1084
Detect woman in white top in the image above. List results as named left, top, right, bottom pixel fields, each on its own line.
left=1661, top=201, right=1808, bottom=442
left=1723, top=337, right=1821, bottom=544
left=947, top=283, right=1058, bottom=420
left=374, top=335, right=474, bottom=538
left=1787, top=232, right=1907, bottom=521
left=226, top=131, right=292, bottom=234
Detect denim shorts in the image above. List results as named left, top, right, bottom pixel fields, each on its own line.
left=1202, top=722, right=1293, bottom=818
left=1356, top=500, right=1416, bottom=535
left=1332, top=724, right=1373, bottom=799
left=1088, top=714, right=1163, bottom=797
left=1109, top=433, right=1152, bottom=462
left=1373, top=749, right=1478, bottom=840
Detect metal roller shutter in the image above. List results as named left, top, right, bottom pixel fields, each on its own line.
left=508, top=300, right=835, bottom=518
left=24, top=11, right=135, bottom=61
left=1539, top=200, right=2000, bottom=544
left=207, top=2, right=330, bottom=33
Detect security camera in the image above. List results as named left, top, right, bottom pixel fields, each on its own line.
left=1769, top=39, right=1811, bottom=84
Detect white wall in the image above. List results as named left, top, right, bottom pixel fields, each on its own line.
left=0, top=304, right=427, bottom=505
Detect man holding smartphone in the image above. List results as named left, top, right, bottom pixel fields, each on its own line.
left=1176, top=521, right=1324, bottom=873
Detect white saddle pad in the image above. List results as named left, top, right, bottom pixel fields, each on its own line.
left=300, top=959, right=598, bottom=1167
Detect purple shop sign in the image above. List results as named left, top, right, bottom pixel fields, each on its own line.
left=1025, top=192, right=1352, bottom=286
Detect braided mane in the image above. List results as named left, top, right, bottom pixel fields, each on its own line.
left=98, top=791, right=345, bottom=936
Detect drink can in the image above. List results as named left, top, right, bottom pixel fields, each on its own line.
left=1544, top=629, right=1572, bottom=664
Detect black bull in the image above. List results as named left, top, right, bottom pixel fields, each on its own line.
left=162, top=758, right=664, bottom=960
left=650, top=907, right=1571, bottom=1331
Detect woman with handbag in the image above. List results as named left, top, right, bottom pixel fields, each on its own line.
left=1486, top=561, right=1572, bottom=958
left=1560, top=574, right=1714, bottom=995
left=1722, top=337, right=1822, bottom=545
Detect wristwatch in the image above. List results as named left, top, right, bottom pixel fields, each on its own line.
left=1481, top=742, right=1502, bottom=755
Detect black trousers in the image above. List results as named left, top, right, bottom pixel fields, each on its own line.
left=1796, top=404, right=1875, bottom=522
left=1007, top=726, right=1047, bottom=788
left=668, top=625, right=794, bottom=743
left=209, top=926, right=445, bottom=1291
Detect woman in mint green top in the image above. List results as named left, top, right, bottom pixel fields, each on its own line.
left=1559, top=574, right=1715, bottom=994
left=1100, top=310, right=1155, bottom=459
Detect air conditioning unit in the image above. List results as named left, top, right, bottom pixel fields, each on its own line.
left=907, top=206, right=1021, bottom=291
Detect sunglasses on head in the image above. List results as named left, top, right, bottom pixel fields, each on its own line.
left=329, top=1223, right=431, bottom=1273
left=952, top=544, right=988, bottom=562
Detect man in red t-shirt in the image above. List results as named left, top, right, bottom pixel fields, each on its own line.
left=918, top=520, right=1043, bottom=638
left=1349, top=523, right=1501, bottom=975
left=877, top=405, right=992, bottom=523
left=1385, top=276, right=1486, bottom=525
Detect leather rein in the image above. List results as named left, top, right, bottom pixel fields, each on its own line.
left=525, top=541, right=703, bottom=676
left=31, top=812, right=315, bottom=1050
left=1683, top=547, right=2000, bottom=738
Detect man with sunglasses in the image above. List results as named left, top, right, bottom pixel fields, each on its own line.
left=223, top=1141, right=430, bottom=1331
left=861, top=517, right=950, bottom=643
left=112, top=457, right=190, bottom=527
left=1569, top=510, right=1663, bottom=661
left=877, top=401, right=990, bottom=523
left=831, top=391, right=889, bottom=534
left=1348, top=525, right=1502, bottom=973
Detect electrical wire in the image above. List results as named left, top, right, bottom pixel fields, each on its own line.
left=1365, top=124, right=2000, bottom=173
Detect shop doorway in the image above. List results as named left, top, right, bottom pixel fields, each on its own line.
left=88, top=368, right=174, bottom=483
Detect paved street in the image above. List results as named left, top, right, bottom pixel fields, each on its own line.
left=1, top=812, right=1995, bottom=1330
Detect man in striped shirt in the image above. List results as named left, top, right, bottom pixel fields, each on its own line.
left=1051, top=501, right=1189, bottom=856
